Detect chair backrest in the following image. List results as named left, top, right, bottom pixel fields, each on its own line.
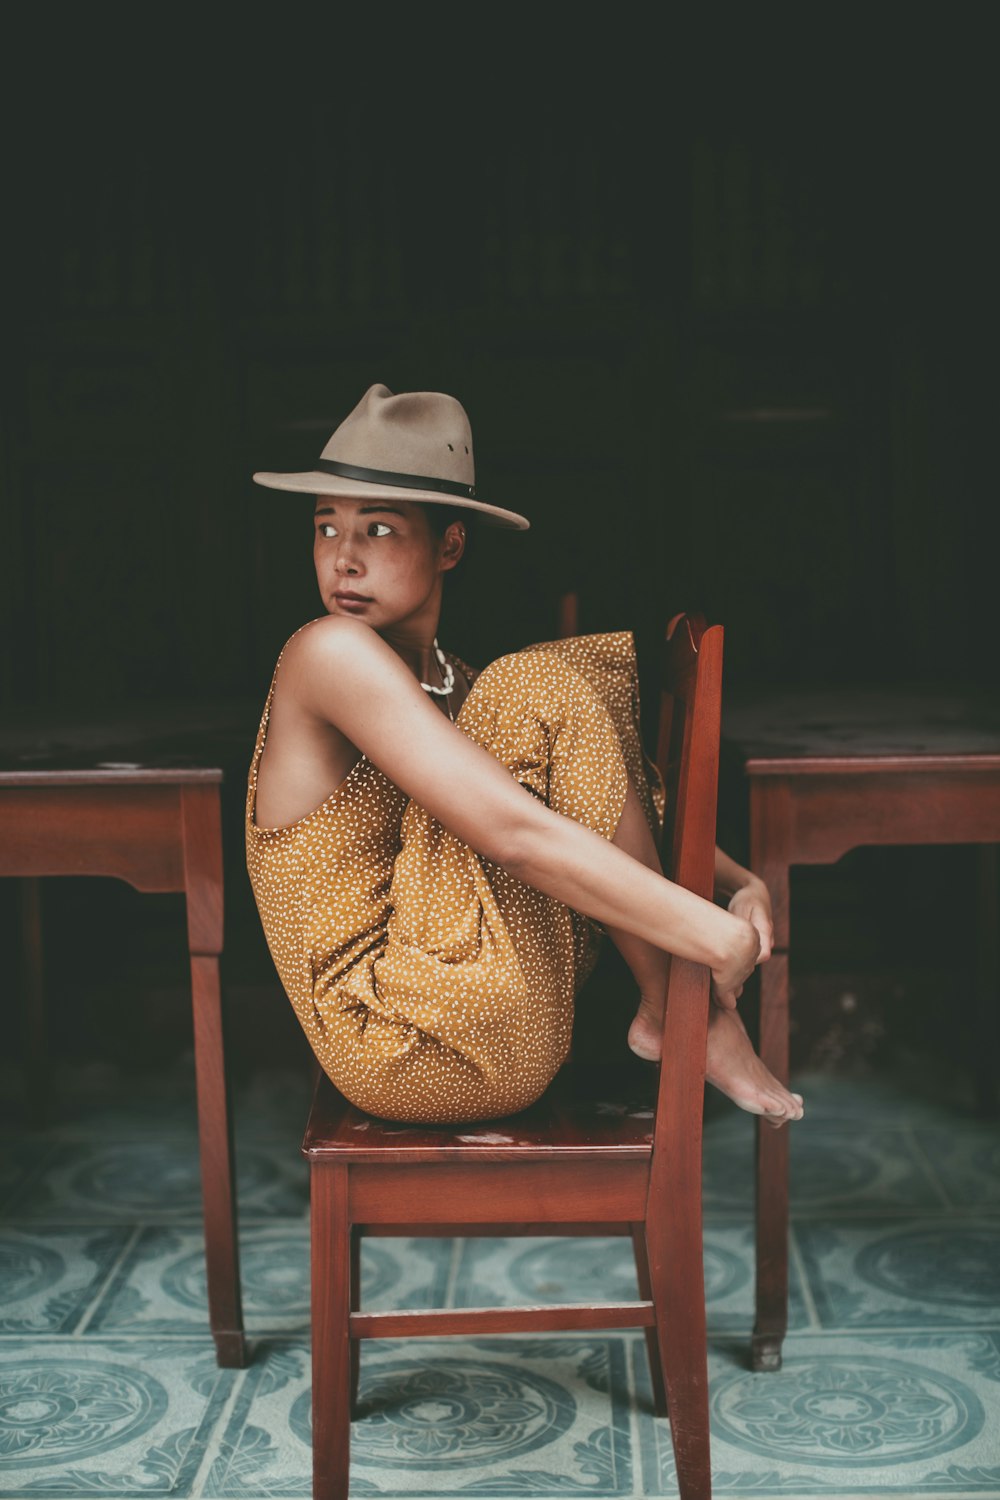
left=553, top=594, right=723, bottom=1110
left=649, top=610, right=724, bottom=1180
left=655, top=611, right=722, bottom=898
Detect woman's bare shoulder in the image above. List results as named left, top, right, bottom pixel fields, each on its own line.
left=279, top=615, right=397, bottom=682
left=284, top=614, right=381, bottom=656
left=271, top=617, right=403, bottom=727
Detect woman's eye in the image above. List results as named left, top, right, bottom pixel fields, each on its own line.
left=316, top=521, right=392, bottom=539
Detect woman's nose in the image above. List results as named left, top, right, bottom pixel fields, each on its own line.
left=335, top=544, right=362, bottom=575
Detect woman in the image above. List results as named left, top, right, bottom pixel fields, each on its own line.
left=247, top=384, right=804, bottom=1127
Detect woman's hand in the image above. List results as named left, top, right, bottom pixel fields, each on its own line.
left=711, top=915, right=761, bottom=1010
left=727, top=877, right=774, bottom=963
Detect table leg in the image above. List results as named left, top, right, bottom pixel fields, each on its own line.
left=754, top=952, right=790, bottom=1371
left=974, top=844, right=999, bottom=1117
left=751, top=783, right=791, bottom=1372
left=18, top=877, right=48, bottom=1125
left=182, top=786, right=247, bottom=1368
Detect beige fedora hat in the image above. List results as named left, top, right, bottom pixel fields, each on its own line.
left=253, top=383, right=530, bottom=530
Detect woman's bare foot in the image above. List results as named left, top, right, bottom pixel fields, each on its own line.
left=706, top=1008, right=804, bottom=1127
left=627, top=995, right=804, bottom=1128
left=627, top=993, right=663, bottom=1061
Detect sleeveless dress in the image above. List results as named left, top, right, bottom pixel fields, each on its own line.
left=245, top=629, right=665, bottom=1124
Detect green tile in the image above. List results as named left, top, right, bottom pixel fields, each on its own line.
left=0, top=1226, right=131, bottom=1333
left=88, top=1226, right=452, bottom=1336
left=797, top=1219, right=1000, bottom=1329
left=449, top=1228, right=809, bottom=1334
left=8, top=1140, right=307, bottom=1222
left=202, top=1335, right=633, bottom=1497
left=915, top=1128, right=1000, bottom=1209
left=635, top=1331, right=1000, bottom=1495
left=0, top=1337, right=233, bottom=1495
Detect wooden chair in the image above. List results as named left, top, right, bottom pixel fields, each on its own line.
left=302, top=611, right=724, bottom=1500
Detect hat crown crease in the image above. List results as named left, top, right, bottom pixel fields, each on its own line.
left=321, top=385, right=474, bottom=487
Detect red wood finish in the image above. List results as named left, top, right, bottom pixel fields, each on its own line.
left=349, top=1226, right=361, bottom=1419
left=311, top=1164, right=352, bottom=1500
left=631, top=1219, right=668, bottom=1416
left=16, top=877, right=47, bottom=1125
left=976, top=846, right=1000, bottom=1114
left=726, top=694, right=1000, bottom=1373
left=0, top=783, right=187, bottom=889
left=0, top=769, right=246, bottom=1369
left=558, top=590, right=579, bottom=639
left=348, top=1159, right=649, bottom=1222
left=302, top=613, right=723, bottom=1500
left=358, top=1221, right=633, bottom=1236
left=350, top=1303, right=656, bottom=1338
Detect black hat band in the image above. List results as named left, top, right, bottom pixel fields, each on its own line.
left=314, top=458, right=476, bottom=500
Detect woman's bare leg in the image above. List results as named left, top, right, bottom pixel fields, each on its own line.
left=608, top=778, right=803, bottom=1125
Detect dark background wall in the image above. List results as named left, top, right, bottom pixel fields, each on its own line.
left=1, top=11, right=992, bottom=1083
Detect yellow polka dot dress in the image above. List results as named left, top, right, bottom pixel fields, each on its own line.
left=245, top=630, right=665, bottom=1124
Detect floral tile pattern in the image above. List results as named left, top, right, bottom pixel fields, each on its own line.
left=635, top=1332, right=1000, bottom=1494
left=795, top=1219, right=1000, bottom=1329
left=0, top=1141, right=57, bottom=1214
left=201, top=1337, right=632, bottom=1497
left=0, top=1337, right=234, bottom=1495
left=702, top=1115, right=945, bottom=1216
left=914, top=1128, right=1000, bottom=1209
left=87, top=1228, right=453, bottom=1337
left=0, top=1226, right=132, bottom=1333
left=2, top=1062, right=998, bottom=1497
left=7, top=1139, right=308, bottom=1223
left=451, top=1226, right=811, bottom=1334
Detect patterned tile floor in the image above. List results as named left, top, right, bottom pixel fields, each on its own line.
left=1, top=1056, right=999, bottom=1498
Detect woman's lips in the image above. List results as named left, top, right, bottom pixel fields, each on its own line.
left=333, top=593, right=373, bottom=612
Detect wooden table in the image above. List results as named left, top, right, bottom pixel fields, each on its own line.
left=0, top=702, right=255, bottom=1368
left=722, top=685, right=1000, bottom=1372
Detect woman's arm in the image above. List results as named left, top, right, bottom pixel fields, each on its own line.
left=285, top=618, right=759, bottom=998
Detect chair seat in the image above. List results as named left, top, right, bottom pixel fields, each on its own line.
left=302, top=1061, right=658, bottom=1164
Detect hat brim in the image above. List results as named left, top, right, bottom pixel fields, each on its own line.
left=252, top=469, right=530, bottom=530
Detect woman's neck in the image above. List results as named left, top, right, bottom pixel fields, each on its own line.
left=381, top=626, right=446, bottom=687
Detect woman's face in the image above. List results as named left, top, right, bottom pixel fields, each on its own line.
left=312, top=496, right=463, bottom=633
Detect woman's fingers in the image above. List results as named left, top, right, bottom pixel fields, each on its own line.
left=728, top=885, right=774, bottom=964
left=711, top=979, right=742, bottom=1010
left=742, top=901, right=773, bottom=962
left=752, top=907, right=774, bottom=962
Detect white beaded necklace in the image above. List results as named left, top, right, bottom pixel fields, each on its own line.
left=420, top=638, right=455, bottom=721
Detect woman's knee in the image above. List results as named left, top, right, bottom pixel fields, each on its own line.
left=471, top=647, right=590, bottom=710
left=457, top=651, right=626, bottom=834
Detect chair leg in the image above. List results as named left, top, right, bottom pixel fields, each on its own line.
left=349, top=1225, right=361, bottom=1418
left=311, top=1163, right=352, bottom=1500
left=646, top=1207, right=712, bottom=1500
left=630, top=1223, right=667, bottom=1417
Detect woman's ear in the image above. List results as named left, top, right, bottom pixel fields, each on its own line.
left=439, top=521, right=467, bottom=572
